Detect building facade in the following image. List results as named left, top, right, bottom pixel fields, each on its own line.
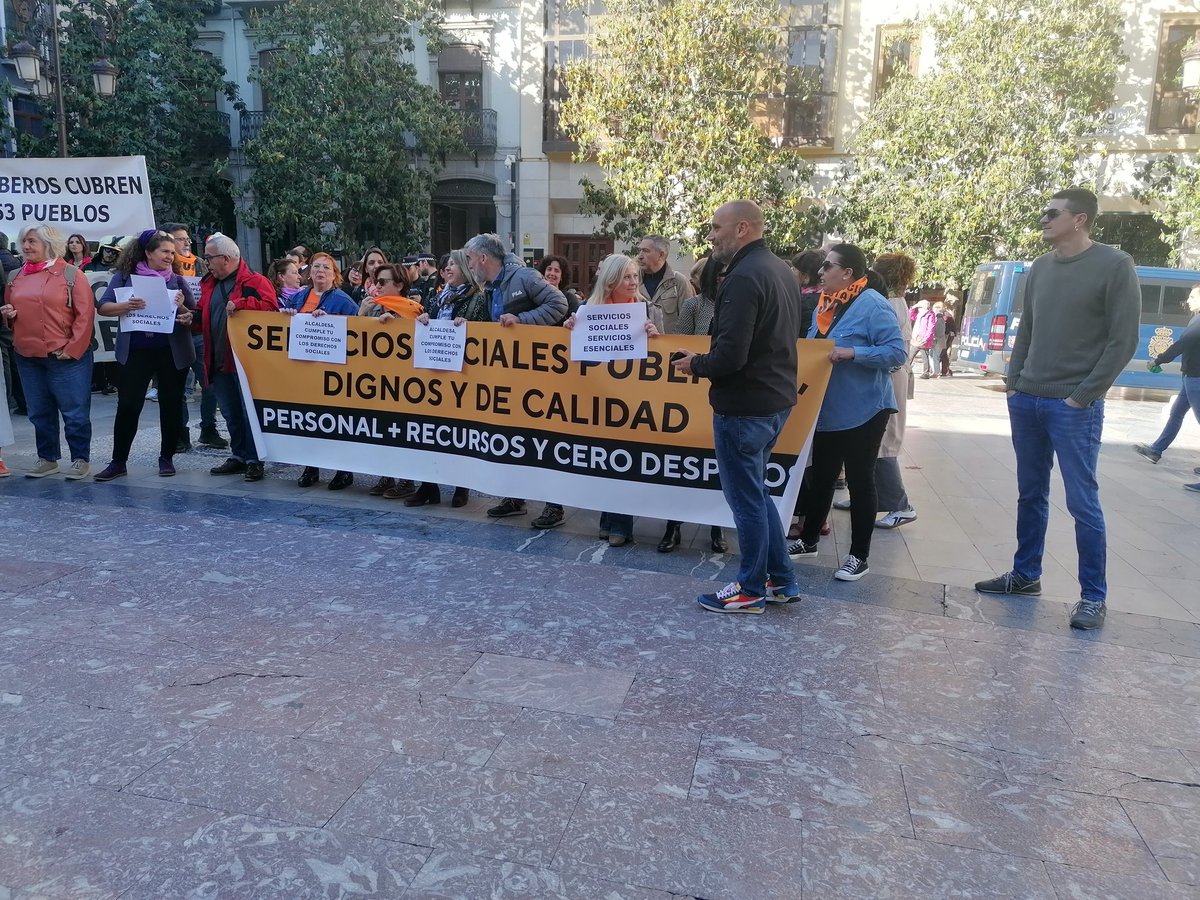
left=4, top=0, right=1200, bottom=276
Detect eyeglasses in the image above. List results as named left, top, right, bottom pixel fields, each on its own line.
left=202, top=253, right=227, bottom=262
left=375, top=277, right=394, bottom=285
left=173, top=237, right=190, bottom=244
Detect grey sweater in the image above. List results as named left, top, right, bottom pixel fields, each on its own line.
left=1006, top=242, right=1140, bottom=406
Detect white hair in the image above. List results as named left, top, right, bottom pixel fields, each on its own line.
left=204, top=233, right=241, bottom=260
left=464, top=233, right=507, bottom=262
left=639, top=235, right=670, bottom=255
left=19, top=224, right=67, bottom=260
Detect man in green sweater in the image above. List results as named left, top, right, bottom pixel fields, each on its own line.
left=975, top=188, right=1140, bottom=630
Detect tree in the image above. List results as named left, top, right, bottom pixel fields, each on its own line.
left=15, top=0, right=239, bottom=232
left=559, top=0, right=816, bottom=255
left=1135, top=155, right=1200, bottom=266
left=243, top=0, right=464, bottom=256
left=831, top=0, right=1125, bottom=286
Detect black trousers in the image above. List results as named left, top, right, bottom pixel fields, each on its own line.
left=113, top=346, right=188, bottom=461
left=800, top=410, right=890, bottom=559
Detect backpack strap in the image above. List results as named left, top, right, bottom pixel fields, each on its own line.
left=5, top=263, right=79, bottom=308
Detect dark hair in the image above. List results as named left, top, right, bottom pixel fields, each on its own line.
left=872, top=252, right=917, bottom=295
left=825, top=242, right=868, bottom=279
left=697, top=255, right=723, bottom=299
left=536, top=254, right=573, bottom=290
left=114, top=231, right=175, bottom=276
left=864, top=269, right=889, bottom=296
left=267, top=257, right=298, bottom=291
left=64, top=233, right=89, bottom=265
left=790, top=249, right=825, bottom=287
left=160, top=222, right=187, bottom=236
left=360, top=246, right=387, bottom=274
left=371, top=263, right=410, bottom=295
left=290, top=244, right=311, bottom=262
left=1050, top=188, right=1098, bottom=229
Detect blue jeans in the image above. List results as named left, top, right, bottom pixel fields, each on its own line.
left=182, top=335, right=218, bottom=430
left=599, top=511, right=633, bottom=539
left=1008, top=391, right=1106, bottom=603
left=15, top=352, right=93, bottom=462
left=1150, top=377, right=1200, bottom=455
left=209, top=370, right=258, bottom=463
left=713, top=410, right=794, bottom=597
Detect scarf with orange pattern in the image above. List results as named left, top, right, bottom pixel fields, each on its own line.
left=814, top=276, right=868, bottom=337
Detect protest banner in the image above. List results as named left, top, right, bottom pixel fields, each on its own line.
left=0, top=156, right=154, bottom=237
left=229, top=313, right=832, bottom=526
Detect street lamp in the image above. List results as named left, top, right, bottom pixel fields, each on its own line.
left=8, top=15, right=120, bottom=157
left=1183, top=42, right=1200, bottom=95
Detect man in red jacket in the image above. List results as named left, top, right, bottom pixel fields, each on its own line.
left=196, top=234, right=278, bottom=481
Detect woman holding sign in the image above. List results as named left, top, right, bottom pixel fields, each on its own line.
left=563, top=254, right=663, bottom=546
left=280, top=252, right=359, bottom=490
left=0, top=225, right=96, bottom=480
left=92, top=230, right=197, bottom=481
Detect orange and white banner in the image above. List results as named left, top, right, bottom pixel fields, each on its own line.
left=229, top=312, right=832, bottom=526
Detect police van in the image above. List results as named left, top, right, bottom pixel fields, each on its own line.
left=957, top=261, right=1200, bottom=389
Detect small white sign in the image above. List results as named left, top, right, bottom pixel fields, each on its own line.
left=182, top=275, right=203, bottom=304
left=117, top=275, right=176, bottom=334
left=570, top=303, right=648, bottom=361
left=414, top=320, right=466, bottom=371
left=287, top=313, right=347, bottom=364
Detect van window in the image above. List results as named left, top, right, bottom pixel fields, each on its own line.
left=965, top=271, right=997, bottom=318
left=1141, top=283, right=1163, bottom=320
left=1161, top=284, right=1198, bottom=327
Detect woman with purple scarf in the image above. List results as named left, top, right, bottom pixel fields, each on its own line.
left=93, top=230, right=197, bottom=480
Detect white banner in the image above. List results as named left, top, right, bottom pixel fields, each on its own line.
left=0, top=156, right=155, bottom=238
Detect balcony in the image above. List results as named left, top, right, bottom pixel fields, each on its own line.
left=751, top=92, right=836, bottom=150
left=197, top=111, right=231, bottom=157
left=461, top=107, right=497, bottom=151
left=240, top=110, right=268, bottom=147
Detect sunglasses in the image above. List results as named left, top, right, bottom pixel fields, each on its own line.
left=819, top=260, right=845, bottom=271
left=375, top=277, right=395, bottom=284
left=1040, top=208, right=1072, bottom=221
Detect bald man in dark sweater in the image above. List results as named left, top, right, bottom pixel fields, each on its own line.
left=976, top=188, right=1140, bottom=631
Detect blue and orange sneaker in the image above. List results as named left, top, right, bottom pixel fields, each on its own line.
left=697, top=581, right=766, bottom=614
left=765, top=579, right=803, bottom=604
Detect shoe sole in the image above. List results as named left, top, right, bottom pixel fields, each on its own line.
left=63, top=472, right=90, bottom=481
left=532, top=519, right=565, bottom=529
left=875, top=516, right=916, bottom=529
left=1070, top=617, right=1105, bottom=630
left=766, top=594, right=803, bottom=604
left=159, top=471, right=175, bottom=477
left=488, top=510, right=527, bottom=518
left=1184, top=484, right=1200, bottom=493
left=1134, top=448, right=1160, bottom=464
left=834, top=567, right=869, bottom=582
left=975, top=585, right=1042, bottom=596
left=788, top=550, right=818, bottom=560
left=95, top=473, right=127, bottom=483
left=697, top=599, right=765, bottom=614
left=25, top=470, right=60, bottom=478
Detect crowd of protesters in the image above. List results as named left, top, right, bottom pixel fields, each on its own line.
left=2, top=220, right=945, bottom=585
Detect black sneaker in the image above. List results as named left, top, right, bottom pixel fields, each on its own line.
left=1133, top=444, right=1161, bottom=464
left=487, top=498, right=527, bottom=518
left=787, top=538, right=818, bottom=559
left=975, top=571, right=1041, bottom=595
left=210, top=458, right=246, bottom=476
left=243, top=462, right=265, bottom=482
left=531, top=504, right=565, bottom=529
left=1069, top=600, right=1106, bottom=630
left=834, top=554, right=869, bottom=582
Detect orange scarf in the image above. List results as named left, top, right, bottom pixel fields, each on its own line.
left=815, top=276, right=867, bottom=336
left=373, top=294, right=425, bottom=319
left=299, top=289, right=324, bottom=314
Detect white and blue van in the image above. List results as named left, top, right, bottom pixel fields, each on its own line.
left=957, top=261, right=1200, bottom=389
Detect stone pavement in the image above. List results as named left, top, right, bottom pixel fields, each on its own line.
left=1, top=377, right=1199, bottom=898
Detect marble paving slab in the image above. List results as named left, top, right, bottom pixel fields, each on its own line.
left=327, top=754, right=584, bottom=866
left=449, top=653, right=635, bottom=719
left=126, top=728, right=385, bottom=827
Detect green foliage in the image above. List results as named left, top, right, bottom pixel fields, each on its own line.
left=832, top=0, right=1125, bottom=286
left=244, top=0, right=463, bottom=256
left=559, top=0, right=815, bottom=255
left=1135, top=155, right=1200, bottom=265
left=18, top=0, right=238, bottom=232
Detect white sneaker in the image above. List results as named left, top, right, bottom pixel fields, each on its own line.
left=875, top=508, right=917, bottom=529
left=64, top=459, right=90, bottom=480
left=832, top=498, right=851, bottom=510
left=834, top=555, right=869, bottom=581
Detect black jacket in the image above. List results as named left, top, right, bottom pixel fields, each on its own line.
left=1155, top=312, right=1200, bottom=377
left=691, top=239, right=802, bottom=416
